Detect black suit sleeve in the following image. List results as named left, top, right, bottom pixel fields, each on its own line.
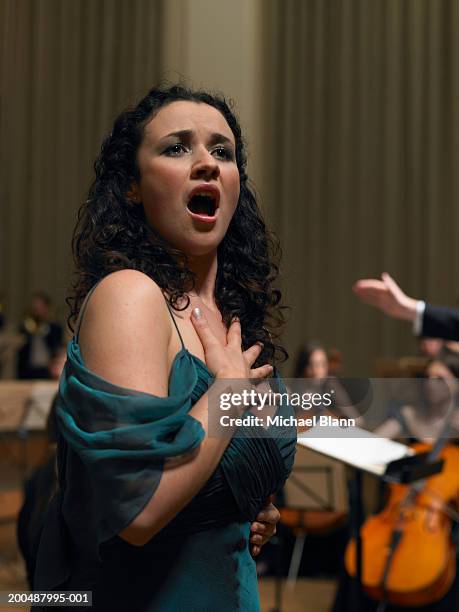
left=421, top=303, right=459, bottom=341
left=45, top=322, right=63, bottom=354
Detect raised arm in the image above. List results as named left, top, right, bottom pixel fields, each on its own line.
left=78, top=269, right=271, bottom=546
left=353, top=273, right=459, bottom=340
left=352, top=273, right=418, bottom=322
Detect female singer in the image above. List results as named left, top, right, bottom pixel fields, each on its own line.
left=33, top=84, right=296, bottom=611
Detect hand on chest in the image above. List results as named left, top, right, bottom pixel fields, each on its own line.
left=174, top=297, right=229, bottom=359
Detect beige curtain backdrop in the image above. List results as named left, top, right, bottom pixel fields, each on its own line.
left=3, top=0, right=459, bottom=377
left=0, top=0, right=163, bottom=325
left=262, top=0, right=459, bottom=375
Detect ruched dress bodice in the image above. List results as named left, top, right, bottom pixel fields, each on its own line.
left=33, top=338, right=296, bottom=611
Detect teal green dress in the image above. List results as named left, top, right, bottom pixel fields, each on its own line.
left=34, top=306, right=296, bottom=611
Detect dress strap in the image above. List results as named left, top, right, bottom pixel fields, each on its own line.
left=164, top=298, right=186, bottom=350
left=75, top=280, right=103, bottom=343
left=75, top=281, right=187, bottom=350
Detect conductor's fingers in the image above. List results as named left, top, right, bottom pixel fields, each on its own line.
left=353, top=279, right=384, bottom=293
left=381, top=272, right=401, bottom=295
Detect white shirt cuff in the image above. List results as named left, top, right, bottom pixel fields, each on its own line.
left=413, top=300, right=426, bottom=336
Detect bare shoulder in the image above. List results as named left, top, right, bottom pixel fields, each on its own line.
left=89, top=268, right=165, bottom=298
left=78, top=270, right=171, bottom=395
left=80, top=269, right=168, bottom=326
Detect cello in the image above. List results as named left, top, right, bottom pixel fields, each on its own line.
left=345, top=441, right=459, bottom=607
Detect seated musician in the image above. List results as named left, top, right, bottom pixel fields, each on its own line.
left=333, top=350, right=459, bottom=612
left=375, top=350, right=459, bottom=444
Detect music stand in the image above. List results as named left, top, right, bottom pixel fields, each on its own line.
left=272, top=461, right=346, bottom=612
left=297, top=426, right=443, bottom=612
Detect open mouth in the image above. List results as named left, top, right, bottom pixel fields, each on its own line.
left=187, top=192, right=218, bottom=219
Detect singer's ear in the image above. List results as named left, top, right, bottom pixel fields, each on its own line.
left=126, top=183, right=141, bottom=203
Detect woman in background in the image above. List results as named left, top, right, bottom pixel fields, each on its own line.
left=294, top=341, right=363, bottom=425
left=375, top=351, right=459, bottom=443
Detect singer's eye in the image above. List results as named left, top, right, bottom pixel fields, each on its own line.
left=164, top=143, right=188, bottom=156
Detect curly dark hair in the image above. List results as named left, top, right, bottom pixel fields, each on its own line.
left=67, top=84, right=288, bottom=365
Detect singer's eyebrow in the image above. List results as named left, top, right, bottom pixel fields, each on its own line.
left=160, top=129, right=192, bottom=141
left=159, top=129, right=234, bottom=147
left=208, top=132, right=234, bottom=146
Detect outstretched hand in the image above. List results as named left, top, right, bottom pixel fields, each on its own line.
left=352, top=272, right=419, bottom=322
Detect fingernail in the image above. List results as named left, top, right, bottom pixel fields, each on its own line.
left=192, top=307, right=202, bottom=319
